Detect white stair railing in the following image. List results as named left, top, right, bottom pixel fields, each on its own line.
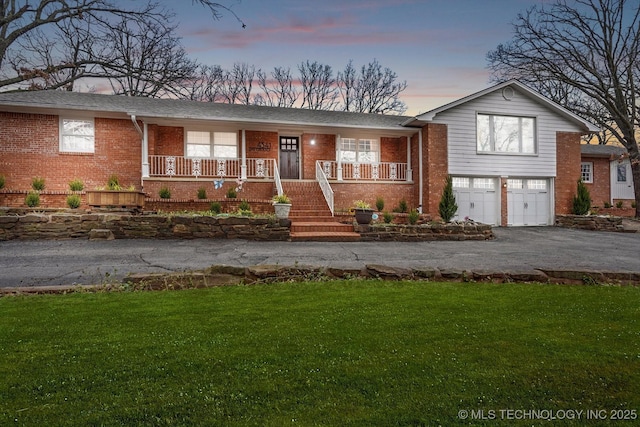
left=316, top=161, right=334, bottom=216
left=274, top=162, right=283, bottom=196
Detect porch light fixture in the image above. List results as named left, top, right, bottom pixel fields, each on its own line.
left=310, top=138, right=316, bottom=145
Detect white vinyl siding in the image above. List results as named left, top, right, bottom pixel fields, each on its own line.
left=60, top=118, right=95, bottom=153
left=186, top=131, right=238, bottom=158
left=431, top=86, right=584, bottom=178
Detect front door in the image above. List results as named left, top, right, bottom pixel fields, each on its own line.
left=279, top=137, right=300, bottom=179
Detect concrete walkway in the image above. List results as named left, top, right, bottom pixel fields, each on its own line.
left=0, top=227, right=639, bottom=289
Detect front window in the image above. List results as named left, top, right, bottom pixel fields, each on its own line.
left=477, top=114, right=536, bottom=154
left=339, top=138, right=379, bottom=163
left=186, top=131, right=238, bottom=158
left=60, top=118, right=95, bottom=153
left=581, top=162, right=593, bottom=183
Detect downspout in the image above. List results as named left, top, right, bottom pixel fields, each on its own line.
left=406, top=136, right=412, bottom=182
left=129, top=114, right=148, bottom=188
left=418, top=129, right=423, bottom=213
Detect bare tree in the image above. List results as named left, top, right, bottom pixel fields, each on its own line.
left=337, top=59, right=407, bottom=114
left=255, top=66, right=298, bottom=107
left=298, top=60, right=338, bottom=110
left=487, top=0, right=640, bottom=217
left=218, top=62, right=256, bottom=105
left=0, top=0, right=244, bottom=91
left=101, top=16, right=197, bottom=97
left=181, top=64, right=226, bottom=102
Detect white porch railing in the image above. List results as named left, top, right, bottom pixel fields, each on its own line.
left=149, top=156, right=276, bottom=179
left=316, top=161, right=334, bottom=215
left=319, top=160, right=408, bottom=181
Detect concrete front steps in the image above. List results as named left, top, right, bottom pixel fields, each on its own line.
left=282, top=180, right=360, bottom=242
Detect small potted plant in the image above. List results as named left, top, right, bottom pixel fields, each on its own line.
left=272, top=193, right=292, bottom=219
left=353, top=199, right=374, bottom=224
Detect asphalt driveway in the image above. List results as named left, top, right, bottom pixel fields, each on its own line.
left=0, top=227, right=638, bottom=288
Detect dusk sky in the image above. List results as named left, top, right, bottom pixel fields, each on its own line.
left=162, top=0, right=548, bottom=115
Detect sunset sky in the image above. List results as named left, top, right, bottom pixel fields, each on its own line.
left=161, top=0, right=548, bottom=115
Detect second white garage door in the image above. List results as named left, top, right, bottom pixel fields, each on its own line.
left=507, top=179, right=551, bottom=226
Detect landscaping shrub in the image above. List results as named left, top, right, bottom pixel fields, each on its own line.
left=383, top=211, right=393, bottom=223
left=0, top=174, right=5, bottom=190
left=438, top=175, right=458, bottom=222
left=238, top=199, right=251, bottom=215
left=69, top=179, right=84, bottom=191
left=159, top=187, right=171, bottom=199
left=66, top=194, right=81, bottom=209
left=197, top=187, right=207, bottom=199
left=396, top=199, right=408, bottom=213
left=604, top=201, right=612, bottom=208
left=226, top=187, right=237, bottom=199
left=107, top=174, right=121, bottom=190
left=616, top=200, right=624, bottom=209
left=408, top=209, right=419, bottom=225
left=375, top=196, right=384, bottom=212
left=572, top=180, right=591, bottom=215
left=31, top=176, right=45, bottom=191
left=210, top=201, right=222, bottom=214
left=25, top=191, right=40, bottom=207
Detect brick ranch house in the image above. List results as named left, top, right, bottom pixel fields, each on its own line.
left=0, top=80, right=598, bottom=226
left=581, top=144, right=636, bottom=210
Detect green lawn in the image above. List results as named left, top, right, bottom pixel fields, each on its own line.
left=1, top=281, right=639, bottom=426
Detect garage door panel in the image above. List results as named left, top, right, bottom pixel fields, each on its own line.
left=507, top=179, right=550, bottom=226
left=453, top=177, right=498, bottom=225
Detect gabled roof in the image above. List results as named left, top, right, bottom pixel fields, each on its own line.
left=581, top=143, right=626, bottom=158
left=403, top=80, right=600, bottom=133
left=0, top=90, right=413, bottom=132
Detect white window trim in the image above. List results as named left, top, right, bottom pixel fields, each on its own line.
left=476, top=113, right=537, bottom=155
left=185, top=130, right=238, bottom=159
left=59, top=118, right=95, bottom=153
left=581, top=162, right=593, bottom=183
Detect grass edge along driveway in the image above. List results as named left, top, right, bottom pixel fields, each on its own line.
left=1, top=280, right=639, bottom=426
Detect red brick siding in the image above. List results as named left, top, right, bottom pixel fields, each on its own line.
left=246, top=130, right=278, bottom=160
left=500, top=177, right=508, bottom=227
left=153, top=126, right=184, bottom=156
left=0, top=112, right=140, bottom=192
left=582, top=155, right=611, bottom=207
left=555, top=132, right=582, bottom=214
left=380, top=136, right=407, bottom=163
left=302, top=133, right=334, bottom=179
left=143, top=179, right=275, bottom=202
left=331, top=183, right=415, bottom=212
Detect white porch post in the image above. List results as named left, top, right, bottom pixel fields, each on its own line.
left=418, top=130, right=423, bottom=213
left=336, top=134, right=343, bottom=181
left=142, top=122, right=149, bottom=179
left=240, top=129, right=247, bottom=180
left=406, top=135, right=412, bottom=182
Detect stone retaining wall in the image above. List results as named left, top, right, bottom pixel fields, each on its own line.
left=0, top=212, right=290, bottom=241
left=555, top=214, right=624, bottom=232
left=358, top=222, right=494, bottom=241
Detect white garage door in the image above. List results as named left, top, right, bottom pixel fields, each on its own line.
left=452, top=177, right=499, bottom=225
left=507, top=179, right=551, bottom=226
